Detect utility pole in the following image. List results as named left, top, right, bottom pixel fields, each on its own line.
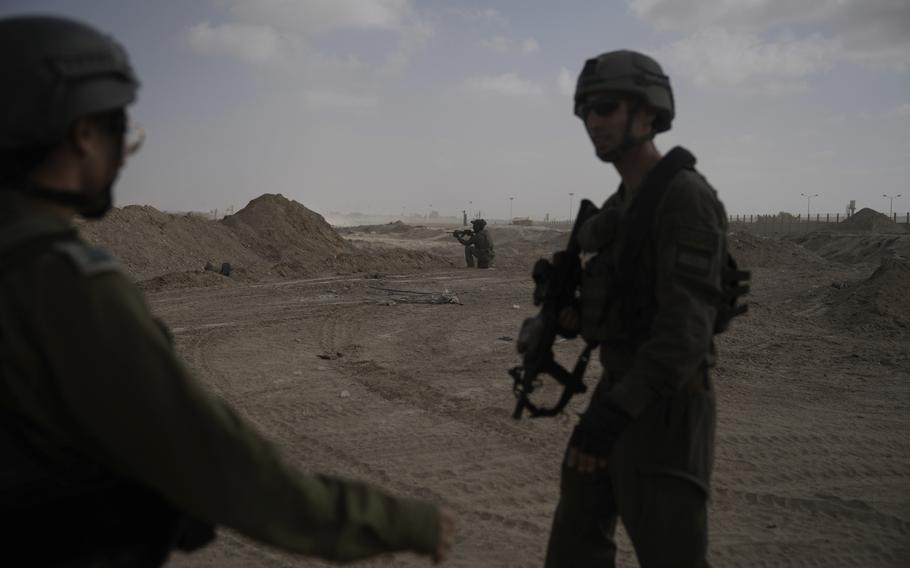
left=509, top=196, right=514, bottom=223
left=568, top=192, right=574, bottom=223
left=800, top=192, right=819, bottom=219
left=469, top=200, right=473, bottom=220
left=883, top=193, right=902, bottom=217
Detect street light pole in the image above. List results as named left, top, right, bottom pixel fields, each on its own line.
left=883, top=193, right=902, bottom=217
left=509, top=197, right=514, bottom=223
left=468, top=200, right=473, bottom=220
left=800, top=192, right=819, bottom=219
left=568, top=192, right=574, bottom=222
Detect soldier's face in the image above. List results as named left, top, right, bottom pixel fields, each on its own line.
left=579, top=93, right=657, bottom=162
left=73, top=112, right=127, bottom=218
left=579, top=94, right=629, bottom=161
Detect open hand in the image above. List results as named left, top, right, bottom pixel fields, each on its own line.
left=434, top=506, right=455, bottom=563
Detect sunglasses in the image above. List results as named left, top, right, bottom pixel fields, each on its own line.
left=95, top=110, right=144, bottom=157
left=124, top=120, right=145, bottom=157
left=575, top=98, right=622, bottom=120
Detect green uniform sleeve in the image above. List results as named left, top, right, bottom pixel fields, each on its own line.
left=606, top=175, right=725, bottom=417
left=34, top=255, right=439, bottom=561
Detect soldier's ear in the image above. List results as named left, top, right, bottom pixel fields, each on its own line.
left=638, top=105, right=658, bottom=135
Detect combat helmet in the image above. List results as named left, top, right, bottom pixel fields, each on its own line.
left=574, top=50, right=674, bottom=133
left=0, top=16, right=139, bottom=149
left=471, top=218, right=487, bottom=231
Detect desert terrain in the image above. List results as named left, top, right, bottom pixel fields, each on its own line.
left=83, top=197, right=910, bottom=567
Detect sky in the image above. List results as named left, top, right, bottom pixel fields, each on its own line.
left=2, top=0, right=909, bottom=221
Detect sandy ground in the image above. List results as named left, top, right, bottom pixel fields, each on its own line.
left=151, top=225, right=910, bottom=568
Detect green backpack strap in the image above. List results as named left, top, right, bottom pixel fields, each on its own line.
left=616, top=146, right=697, bottom=271
left=613, top=146, right=750, bottom=335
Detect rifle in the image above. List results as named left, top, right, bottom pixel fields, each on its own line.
left=452, top=229, right=474, bottom=245
left=509, top=199, right=599, bottom=419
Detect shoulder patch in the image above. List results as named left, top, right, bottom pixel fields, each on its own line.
left=677, top=225, right=720, bottom=253
left=53, top=241, right=119, bottom=276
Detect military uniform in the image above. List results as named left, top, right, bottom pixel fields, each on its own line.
left=0, top=192, right=439, bottom=565
left=545, top=148, right=726, bottom=567
left=459, top=225, right=495, bottom=268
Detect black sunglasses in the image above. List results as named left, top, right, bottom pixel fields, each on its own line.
left=575, top=98, right=622, bottom=120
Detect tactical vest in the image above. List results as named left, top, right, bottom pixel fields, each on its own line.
left=0, top=219, right=214, bottom=566
left=579, top=147, right=749, bottom=346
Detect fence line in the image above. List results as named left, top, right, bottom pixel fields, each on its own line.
left=727, top=212, right=909, bottom=236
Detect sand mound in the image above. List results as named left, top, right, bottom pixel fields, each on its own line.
left=222, top=194, right=352, bottom=263
left=221, top=196, right=454, bottom=276
left=836, top=208, right=906, bottom=233
left=828, top=256, right=910, bottom=331
left=79, top=205, right=263, bottom=281
left=789, top=232, right=910, bottom=264
left=79, top=194, right=456, bottom=288
left=727, top=231, right=824, bottom=268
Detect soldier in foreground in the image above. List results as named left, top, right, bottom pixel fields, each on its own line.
left=0, top=16, right=453, bottom=566
left=453, top=218, right=495, bottom=268
left=543, top=50, right=737, bottom=567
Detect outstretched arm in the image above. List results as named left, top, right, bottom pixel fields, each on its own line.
left=29, top=256, right=446, bottom=562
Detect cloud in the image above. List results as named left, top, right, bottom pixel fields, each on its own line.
left=654, top=28, right=837, bottom=92
left=186, top=22, right=281, bottom=63
left=520, top=38, right=540, bottom=54
left=448, top=7, right=508, bottom=26
left=479, top=35, right=540, bottom=55
left=628, top=0, right=910, bottom=71
left=226, top=0, right=416, bottom=35
left=463, top=73, right=544, bottom=96
left=303, top=90, right=378, bottom=110
left=557, top=67, right=575, bottom=97
left=191, top=0, right=432, bottom=73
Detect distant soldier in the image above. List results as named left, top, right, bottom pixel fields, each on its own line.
left=453, top=218, right=495, bottom=268
left=0, top=15, right=453, bottom=566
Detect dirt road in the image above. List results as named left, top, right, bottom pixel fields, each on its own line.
left=157, top=250, right=909, bottom=567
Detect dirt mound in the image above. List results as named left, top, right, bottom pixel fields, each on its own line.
left=828, top=256, right=910, bottom=331
left=836, top=208, right=906, bottom=233
left=789, top=232, right=910, bottom=264
left=79, top=195, right=457, bottom=289
left=727, top=231, right=824, bottom=268
left=79, top=205, right=264, bottom=281
left=222, top=195, right=454, bottom=276
left=222, top=194, right=352, bottom=264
